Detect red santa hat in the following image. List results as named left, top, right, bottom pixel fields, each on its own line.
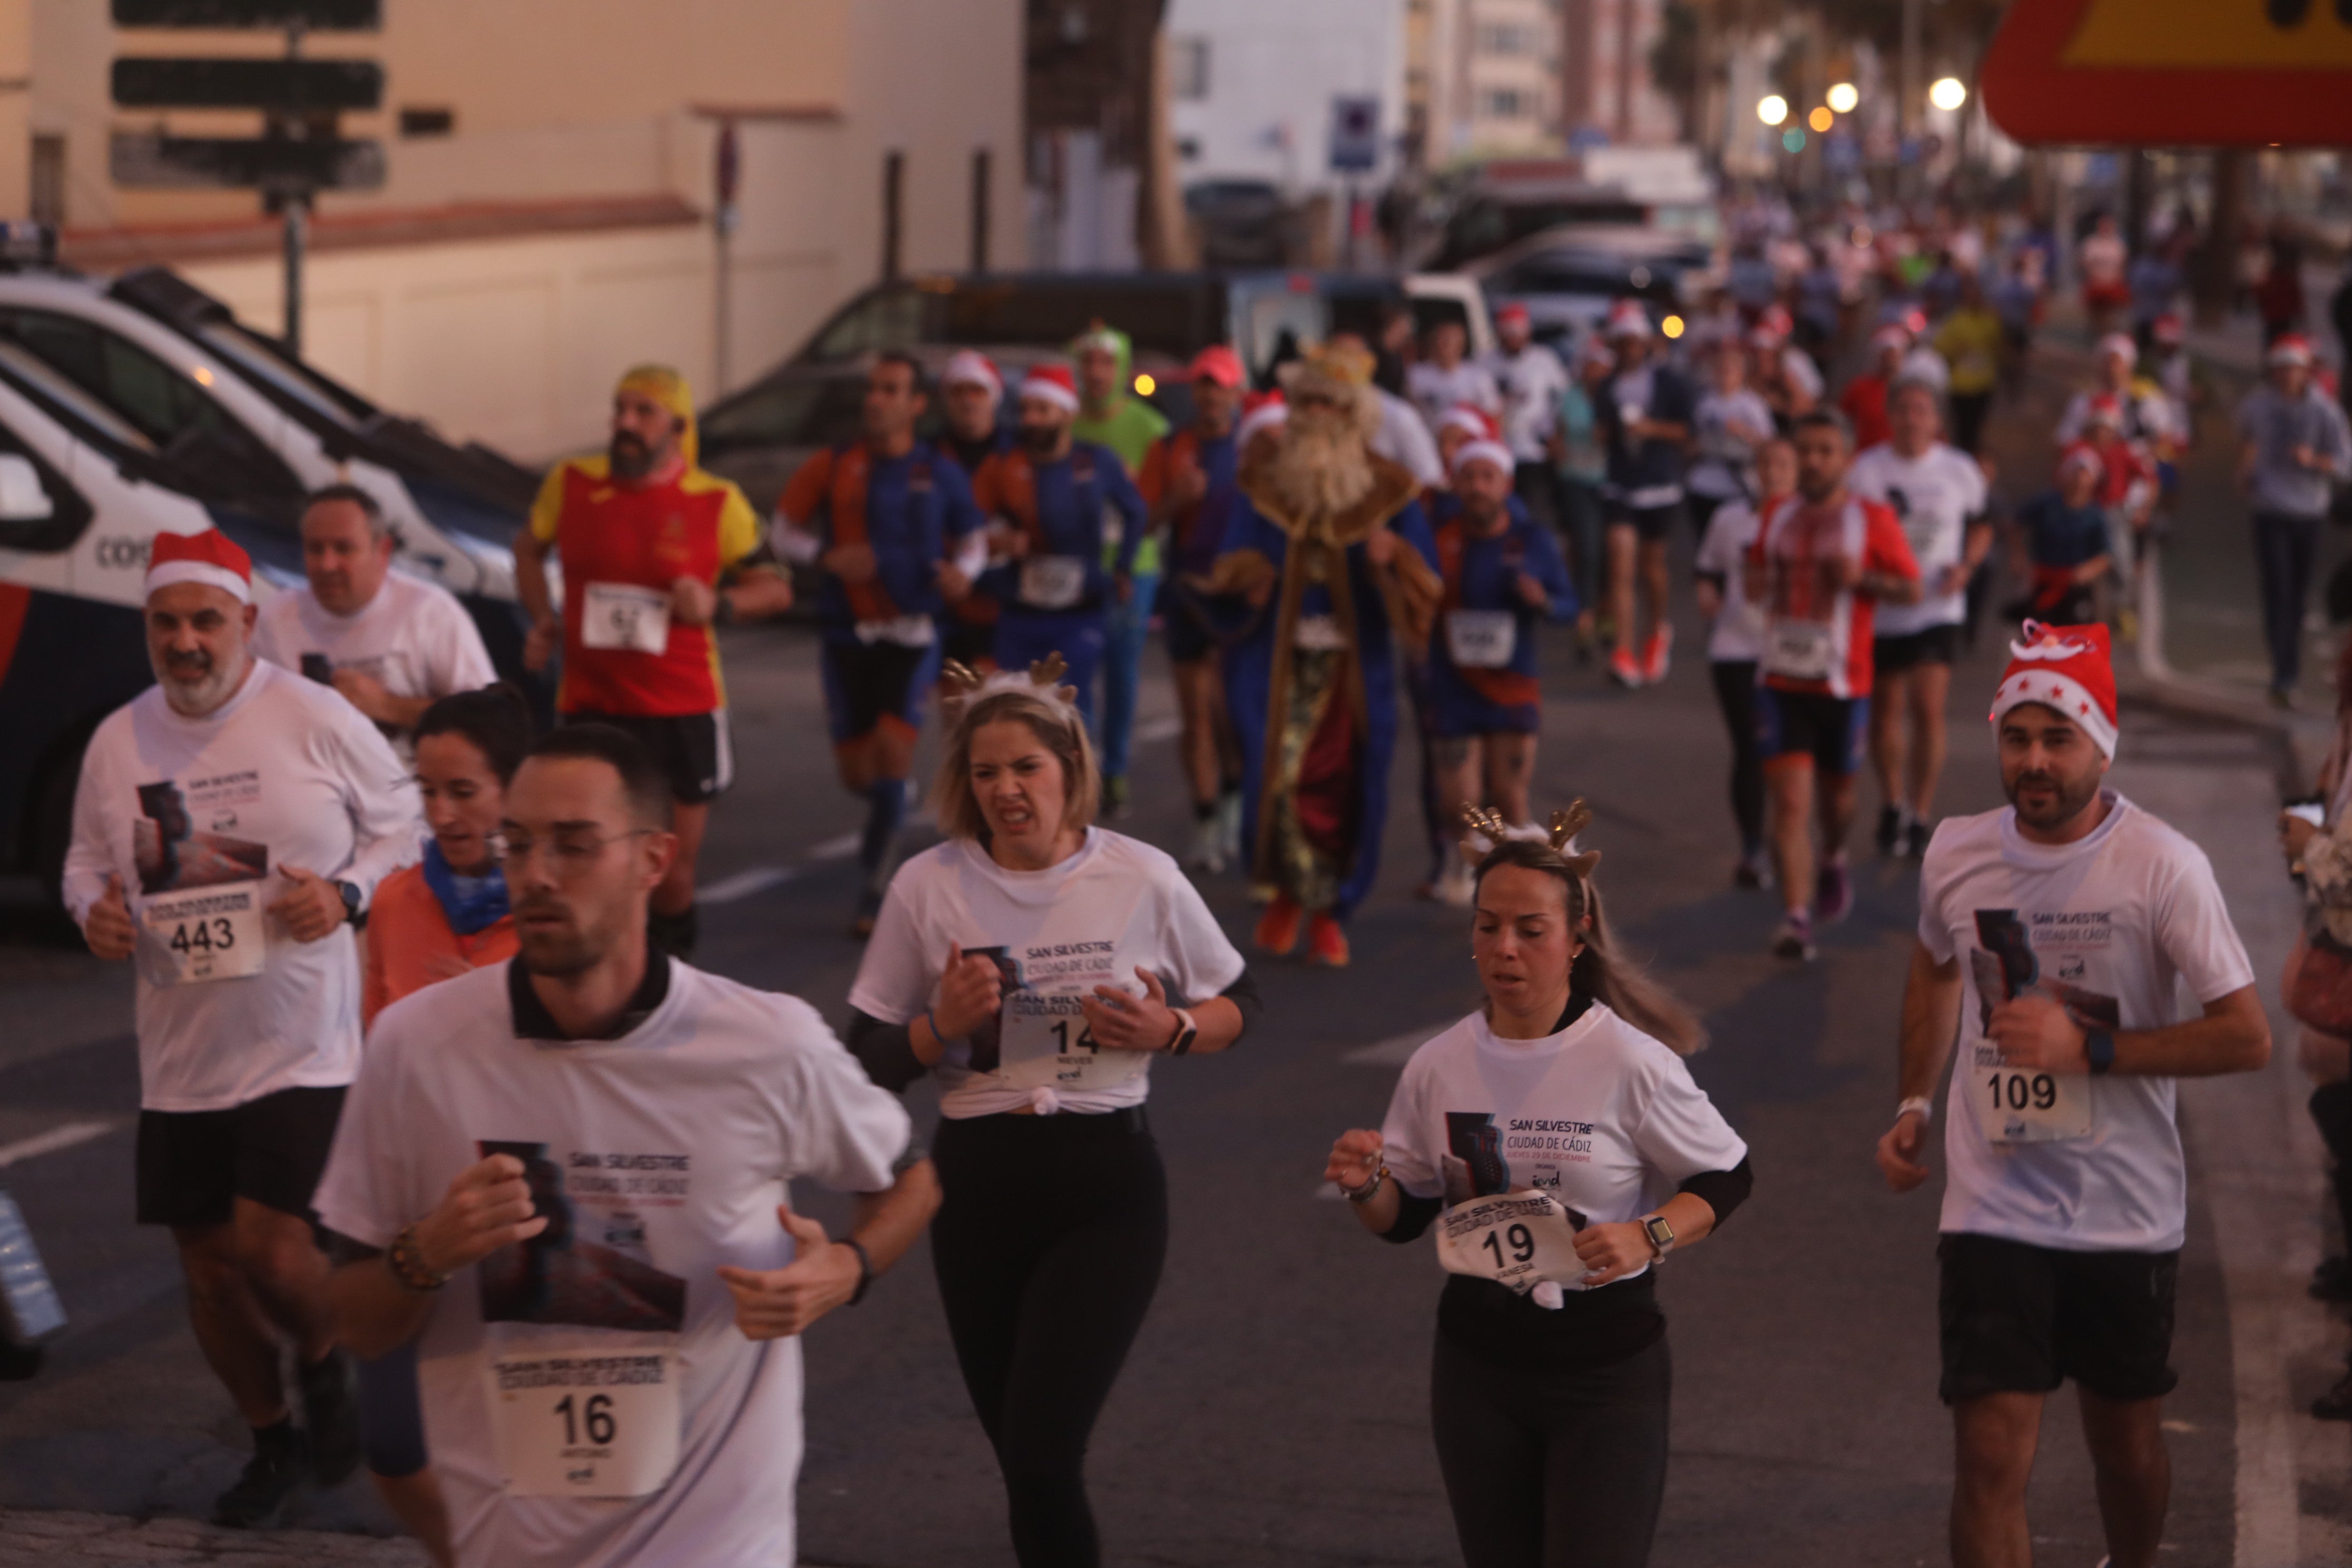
left=1451, top=438, right=1515, bottom=479
left=942, top=350, right=1003, bottom=400
left=1018, top=362, right=1080, bottom=414
left=1237, top=389, right=1288, bottom=446
left=2268, top=333, right=2315, bottom=369
left=145, top=527, right=252, bottom=604
left=1605, top=298, right=1652, bottom=339
left=2151, top=312, right=2184, bottom=347
left=2096, top=331, right=2139, bottom=365
left=1437, top=404, right=1498, bottom=443
left=1989, top=621, right=2118, bottom=758
left=1185, top=345, right=1245, bottom=388
left=2083, top=393, right=2123, bottom=429
left=1871, top=322, right=1910, bottom=352
left=1755, top=303, right=1794, bottom=341
left=2057, top=442, right=2105, bottom=482
left=1496, top=301, right=1531, bottom=328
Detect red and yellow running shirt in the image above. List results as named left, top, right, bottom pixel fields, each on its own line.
left=529, top=456, right=762, bottom=717
left=1748, top=492, right=1918, bottom=700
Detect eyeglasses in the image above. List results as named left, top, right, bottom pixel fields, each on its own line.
left=493, top=828, right=654, bottom=875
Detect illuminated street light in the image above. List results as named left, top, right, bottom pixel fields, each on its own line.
left=1781, top=128, right=1806, bottom=153
left=1661, top=315, right=1685, bottom=340
left=1757, top=94, right=1789, bottom=126
left=1929, top=76, right=1968, bottom=112
left=1826, top=82, right=1859, bottom=114
left=1132, top=373, right=1157, bottom=396
left=1808, top=106, right=1834, bottom=134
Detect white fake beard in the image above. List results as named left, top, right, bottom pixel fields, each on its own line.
left=1267, top=407, right=1376, bottom=518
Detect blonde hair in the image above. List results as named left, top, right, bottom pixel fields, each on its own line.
left=1473, top=839, right=1708, bottom=1055
left=933, top=687, right=1101, bottom=844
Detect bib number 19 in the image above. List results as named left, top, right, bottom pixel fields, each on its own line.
left=1479, top=1223, right=1536, bottom=1269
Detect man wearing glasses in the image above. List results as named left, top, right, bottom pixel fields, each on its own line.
left=316, top=724, right=939, bottom=1568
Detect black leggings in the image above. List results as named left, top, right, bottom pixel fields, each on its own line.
left=1430, top=1331, right=1672, bottom=1568
left=1710, top=659, right=1765, bottom=854
left=931, top=1110, right=1168, bottom=1568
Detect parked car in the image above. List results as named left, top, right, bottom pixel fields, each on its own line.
left=1184, top=180, right=1293, bottom=268
left=1466, top=223, right=1714, bottom=348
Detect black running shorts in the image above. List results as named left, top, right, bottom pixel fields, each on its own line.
left=561, top=709, right=734, bottom=804
left=135, top=1084, right=349, bottom=1228
left=1937, top=1231, right=2180, bottom=1405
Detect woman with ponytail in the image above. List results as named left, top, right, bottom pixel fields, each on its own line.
left=1324, top=804, right=1752, bottom=1568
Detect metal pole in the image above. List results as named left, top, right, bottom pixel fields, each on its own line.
left=1899, top=0, right=1921, bottom=185
left=282, top=196, right=305, bottom=355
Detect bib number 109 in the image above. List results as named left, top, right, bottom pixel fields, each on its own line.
left=1984, top=1070, right=2057, bottom=1114
left=1969, top=1041, right=2091, bottom=1144
left=1480, top=1223, right=1537, bottom=1269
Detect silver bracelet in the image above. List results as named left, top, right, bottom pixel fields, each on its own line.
left=1344, top=1164, right=1389, bottom=1204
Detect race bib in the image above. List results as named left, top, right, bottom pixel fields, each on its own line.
left=1435, top=1192, right=1591, bottom=1296
left=854, top=614, right=936, bottom=648
left=997, top=986, right=1151, bottom=1092
left=1019, top=556, right=1088, bottom=611
left=1293, top=614, right=1349, bottom=652
left=581, top=583, right=672, bottom=653
left=1762, top=618, right=1837, bottom=682
left=1969, top=1041, right=2092, bottom=1144
left=143, top=883, right=266, bottom=984
left=486, top=1346, right=681, bottom=1498
left=1445, top=610, right=1518, bottom=669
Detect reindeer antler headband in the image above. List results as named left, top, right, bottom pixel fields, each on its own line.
left=939, top=653, right=1083, bottom=723
left=1457, top=800, right=1602, bottom=878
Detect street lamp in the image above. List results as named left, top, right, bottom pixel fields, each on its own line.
left=1808, top=106, right=1834, bottom=134
left=1826, top=82, right=1859, bottom=114
left=1757, top=94, right=1788, bottom=127
left=1929, top=76, right=1967, bottom=112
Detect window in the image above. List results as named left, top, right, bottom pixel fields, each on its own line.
left=398, top=107, right=455, bottom=138
left=29, top=135, right=64, bottom=229
left=1481, top=87, right=1533, bottom=119
left=1478, top=24, right=1530, bottom=54
left=1171, top=36, right=1210, bottom=101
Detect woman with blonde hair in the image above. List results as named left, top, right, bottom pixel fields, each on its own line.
left=844, top=656, right=1261, bottom=1568
left=1324, top=805, right=1752, bottom=1568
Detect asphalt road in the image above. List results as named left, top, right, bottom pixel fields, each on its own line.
left=0, top=376, right=2342, bottom=1564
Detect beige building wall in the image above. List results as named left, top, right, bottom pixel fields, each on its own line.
left=0, top=0, right=26, bottom=220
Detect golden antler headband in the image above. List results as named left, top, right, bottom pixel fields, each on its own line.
left=939, top=653, right=1082, bottom=719
left=1457, top=799, right=1602, bottom=878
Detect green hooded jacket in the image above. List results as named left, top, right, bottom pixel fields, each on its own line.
left=1069, top=324, right=1170, bottom=577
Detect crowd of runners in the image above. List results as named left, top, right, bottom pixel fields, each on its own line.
left=42, top=193, right=2338, bottom=1568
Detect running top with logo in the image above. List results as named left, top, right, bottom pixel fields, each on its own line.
left=1692, top=497, right=1770, bottom=662
left=1847, top=442, right=1988, bottom=638
left=971, top=443, right=1145, bottom=615
left=1379, top=1003, right=1747, bottom=1366
left=1747, top=492, right=1920, bottom=699
left=1426, top=494, right=1577, bottom=711
left=1408, top=360, right=1503, bottom=433
left=313, top=957, right=910, bottom=1568
left=528, top=455, right=763, bottom=717
left=847, top=829, right=1244, bottom=1118
left=1138, top=427, right=1240, bottom=581
left=60, top=659, right=422, bottom=1111
left=775, top=443, right=985, bottom=643
left=1598, top=361, right=1697, bottom=507
left=1918, top=795, right=2253, bottom=1252
left=1688, top=386, right=1777, bottom=502
left=1481, top=343, right=1570, bottom=463
left=252, top=572, right=497, bottom=760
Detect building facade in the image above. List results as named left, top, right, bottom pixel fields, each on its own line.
left=1165, top=0, right=1408, bottom=191
left=1415, top=0, right=1563, bottom=166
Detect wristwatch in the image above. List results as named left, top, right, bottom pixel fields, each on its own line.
left=336, top=880, right=362, bottom=925
left=1641, top=1214, right=1677, bottom=1259
left=2085, top=1029, right=2116, bottom=1076
left=1167, top=1007, right=1199, bottom=1057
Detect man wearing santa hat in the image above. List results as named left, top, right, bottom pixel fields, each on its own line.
left=1876, top=621, right=2269, bottom=1568
left=1478, top=301, right=1570, bottom=532
left=969, top=360, right=1146, bottom=722
left=934, top=351, right=1014, bottom=678
left=61, top=527, right=423, bottom=1528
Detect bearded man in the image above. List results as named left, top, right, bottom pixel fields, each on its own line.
left=1209, top=343, right=1440, bottom=967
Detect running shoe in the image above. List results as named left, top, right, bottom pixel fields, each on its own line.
left=1771, top=910, right=1817, bottom=962
left=1640, top=623, right=1674, bottom=684
left=1903, top=819, right=1933, bottom=859
left=1216, top=789, right=1244, bottom=865
left=1733, top=849, right=1773, bottom=889
left=1306, top=912, right=1350, bottom=967
left=1875, top=804, right=1905, bottom=857
left=1815, top=857, right=1854, bottom=924
left=213, top=1423, right=309, bottom=1529
left=1253, top=893, right=1302, bottom=956
left=1435, top=857, right=1476, bottom=907
left=1608, top=648, right=1644, bottom=688
left=300, top=1349, right=361, bottom=1487
left=1185, top=815, right=1226, bottom=876
left=1101, top=775, right=1130, bottom=819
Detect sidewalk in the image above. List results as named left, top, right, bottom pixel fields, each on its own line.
left=0, top=1511, right=426, bottom=1566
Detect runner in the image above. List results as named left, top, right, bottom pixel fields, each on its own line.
left=842, top=661, right=1259, bottom=1568
left=1210, top=341, right=1441, bottom=967
left=972, top=363, right=1146, bottom=729
left=1481, top=303, right=1570, bottom=532
left=1932, top=273, right=2006, bottom=456
left=354, top=687, right=533, bottom=1567
left=2079, top=211, right=2130, bottom=336
left=1875, top=622, right=2270, bottom=1568
left=1329, top=329, right=1446, bottom=488
left=1694, top=436, right=1797, bottom=889
left=254, top=485, right=496, bottom=762
left=935, top=350, right=1014, bottom=675
left=1750, top=307, right=1824, bottom=428
left=2237, top=334, right=2352, bottom=704
left=2008, top=447, right=2115, bottom=628
left=776, top=351, right=986, bottom=933
left=1069, top=323, right=1170, bottom=816
left=1746, top=410, right=1923, bottom=961
left=1407, top=404, right=1502, bottom=900
left=1687, top=339, right=1776, bottom=536
left=317, top=723, right=937, bottom=1568
left=61, top=527, right=422, bottom=1527
left=514, top=364, right=795, bottom=961
left=1326, top=805, right=1750, bottom=1568
left=2056, top=333, right=2174, bottom=452
left=1596, top=300, right=1696, bottom=689
left=1408, top=317, right=1502, bottom=433
left=1850, top=378, right=1992, bottom=860
left=1138, top=346, right=1249, bottom=874
left=1424, top=437, right=1578, bottom=905
left=1555, top=335, right=1614, bottom=658
left=1837, top=325, right=1911, bottom=454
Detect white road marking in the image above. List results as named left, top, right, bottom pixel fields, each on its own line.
left=807, top=832, right=862, bottom=860
left=0, top=1120, right=121, bottom=1169
left=699, top=866, right=799, bottom=906
left=1135, top=716, right=1182, bottom=743
left=1341, top=1026, right=1450, bottom=1066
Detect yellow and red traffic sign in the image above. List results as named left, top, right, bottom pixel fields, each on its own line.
left=1980, top=0, right=2352, bottom=147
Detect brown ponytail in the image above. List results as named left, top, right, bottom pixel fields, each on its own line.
left=1473, top=838, right=1708, bottom=1056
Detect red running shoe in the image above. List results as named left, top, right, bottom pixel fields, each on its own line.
left=1608, top=646, right=1644, bottom=688
left=1306, top=912, right=1350, bottom=967
left=1254, top=894, right=1302, bottom=956
left=1641, top=623, right=1674, bottom=684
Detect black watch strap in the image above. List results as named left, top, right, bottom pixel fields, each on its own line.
left=2086, top=1030, right=2116, bottom=1075
left=336, top=880, right=362, bottom=923
left=845, top=1237, right=874, bottom=1305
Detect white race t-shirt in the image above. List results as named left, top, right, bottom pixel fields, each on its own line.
left=253, top=571, right=498, bottom=760
left=1918, top=796, right=2255, bottom=1253
left=1408, top=360, right=1504, bottom=433
left=848, top=829, right=1246, bottom=1118
left=1379, top=1004, right=1748, bottom=1289
left=314, top=960, right=910, bottom=1568
left=60, top=659, right=423, bottom=1111
left=1848, top=442, right=1988, bottom=636
left=1482, top=344, right=1570, bottom=462
left=1688, top=388, right=1776, bottom=501
left=1693, top=497, right=1769, bottom=662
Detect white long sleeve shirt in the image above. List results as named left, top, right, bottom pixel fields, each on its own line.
left=252, top=572, right=498, bottom=762
left=62, top=658, right=423, bottom=1111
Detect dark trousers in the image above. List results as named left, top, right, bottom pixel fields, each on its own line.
left=1514, top=460, right=1563, bottom=534
left=1430, top=1332, right=1672, bottom=1568
left=931, top=1112, right=1168, bottom=1568
left=2255, top=508, right=2325, bottom=693
left=1950, top=390, right=1994, bottom=455
left=2312, top=1082, right=2352, bottom=1252
left=1710, top=659, right=1765, bottom=854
